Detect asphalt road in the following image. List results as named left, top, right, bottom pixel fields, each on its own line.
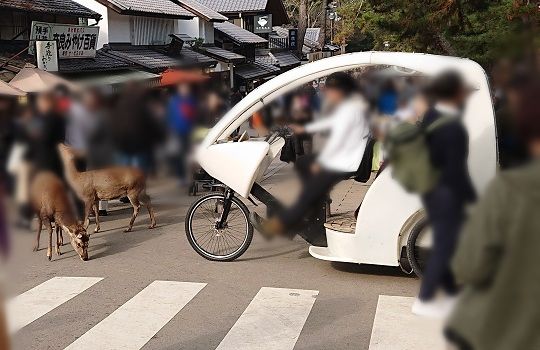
left=6, top=169, right=419, bottom=350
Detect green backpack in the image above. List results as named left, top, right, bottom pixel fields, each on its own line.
left=385, top=116, right=455, bottom=195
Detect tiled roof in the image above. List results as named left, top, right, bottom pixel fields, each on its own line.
left=214, top=22, right=267, bottom=45
left=234, top=61, right=279, bottom=80
left=199, top=46, right=245, bottom=63
left=172, top=0, right=227, bottom=22
left=197, top=0, right=267, bottom=13
left=272, top=51, right=300, bottom=68
left=255, top=54, right=276, bottom=66
left=180, top=47, right=218, bottom=66
left=95, top=0, right=194, bottom=18
left=58, top=51, right=135, bottom=73
left=0, top=0, right=101, bottom=19
left=170, top=34, right=196, bottom=43
left=103, top=44, right=216, bottom=72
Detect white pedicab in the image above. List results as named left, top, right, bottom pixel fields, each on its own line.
left=185, top=52, right=497, bottom=276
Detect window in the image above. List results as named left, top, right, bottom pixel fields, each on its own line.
left=130, top=17, right=174, bottom=45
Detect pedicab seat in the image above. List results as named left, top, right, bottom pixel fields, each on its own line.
left=324, top=211, right=356, bottom=233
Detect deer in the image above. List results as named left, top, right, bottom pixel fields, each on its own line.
left=30, top=171, right=89, bottom=261
left=57, top=144, right=156, bottom=233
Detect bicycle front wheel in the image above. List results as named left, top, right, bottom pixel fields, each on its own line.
left=185, top=193, right=253, bottom=261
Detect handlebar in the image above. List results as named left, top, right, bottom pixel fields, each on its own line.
left=265, top=126, right=293, bottom=143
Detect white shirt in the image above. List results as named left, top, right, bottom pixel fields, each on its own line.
left=305, top=96, right=370, bottom=172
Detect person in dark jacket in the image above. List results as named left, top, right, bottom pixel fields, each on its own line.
left=111, top=84, right=162, bottom=175
left=28, top=92, right=66, bottom=177
left=412, top=71, right=476, bottom=318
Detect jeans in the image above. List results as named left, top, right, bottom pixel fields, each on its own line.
left=117, top=153, right=150, bottom=175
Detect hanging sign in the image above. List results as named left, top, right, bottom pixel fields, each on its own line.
left=30, top=21, right=99, bottom=58
left=254, top=14, right=272, bottom=33
left=288, top=28, right=298, bottom=50
left=35, top=41, right=59, bottom=71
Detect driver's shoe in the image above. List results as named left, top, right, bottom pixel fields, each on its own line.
left=249, top=212, right=283, bottom=240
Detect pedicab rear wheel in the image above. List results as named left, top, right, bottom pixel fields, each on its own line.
left=406, top=217, right=432, bottom=278
left=185, top=192, right=253, bottom=261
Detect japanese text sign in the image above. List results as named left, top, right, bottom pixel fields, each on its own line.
left=31, top=21, right=99, bottom=59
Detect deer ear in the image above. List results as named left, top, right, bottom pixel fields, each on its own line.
left=62, top=225, right=74, bottom=236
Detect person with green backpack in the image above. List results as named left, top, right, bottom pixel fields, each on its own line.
left=386, top=71, right=476, bottom=318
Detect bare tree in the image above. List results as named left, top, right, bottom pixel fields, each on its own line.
left=297, top=0, right=308, bottom=56
left=318, top=0, right=327, bottom=47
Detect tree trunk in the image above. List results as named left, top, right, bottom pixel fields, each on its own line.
left=318, top=0, right=327, bottom=48
left=297, top=0, right=308, bottom=57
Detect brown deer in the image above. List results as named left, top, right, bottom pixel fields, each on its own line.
left=57, top=144, right=156, bottom=233
left=30, top=172, right=89, bottom=261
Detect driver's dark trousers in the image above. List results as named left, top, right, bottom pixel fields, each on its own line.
left=279, top=155, right=352, bottom=228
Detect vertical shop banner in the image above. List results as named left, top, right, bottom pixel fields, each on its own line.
left=35, top=41, right=59, bottom=72
left=30, top=21, right=99, bottom=58
left=288, top=29, right=298, bottom=50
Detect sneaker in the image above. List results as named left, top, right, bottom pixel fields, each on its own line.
left=411, top=298, right=449, bottom=319
left=249, top=212, right=278, bottom=241
left=440, top=295, right=459, bottom=315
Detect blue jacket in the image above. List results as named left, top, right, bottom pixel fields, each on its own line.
left=167, top=95, right=196, bottom=136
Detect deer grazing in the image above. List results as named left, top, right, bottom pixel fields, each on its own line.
left=30, top=172, right=89, bottom=261
left=57, top=144, right=156, bottom=233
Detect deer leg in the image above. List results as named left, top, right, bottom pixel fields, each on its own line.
left=46, top=220, right=53, bottom=261
left=93, top=202, right=100, bottom=233
left=58, top=224, right=64, bottom=246
left=140, top=192, right=156, bottom=229
left=33, top=217, right=42, bottom=252
left=83, top=199, right=93, bottom=230
left=55, top=224, right=62, bottom=256
left=125, top=194, right=140, bottom=232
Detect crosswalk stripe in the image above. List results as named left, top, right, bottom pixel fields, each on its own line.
left=64, top=280, right=206, bottom=350
left=7, top=276, right=103, bottom=334
left=369, top=295, right=445, bottom=350
left=216, top=287, right=318, bottom=350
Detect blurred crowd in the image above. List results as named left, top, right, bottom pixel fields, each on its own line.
left=0, top=81, right=232, bottom=229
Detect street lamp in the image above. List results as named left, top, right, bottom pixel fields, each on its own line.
left=326, top=2, right=339, bottom=44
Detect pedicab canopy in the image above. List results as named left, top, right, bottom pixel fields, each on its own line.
left=198, top=52, right=496, bottom=198
left=0, top=80, right=25, bottom=96
left=9, top=67, right=79, bottom=93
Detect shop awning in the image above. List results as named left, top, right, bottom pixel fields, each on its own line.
left=0, top=80, right=25, bottom=96
left=161, top=69, right=209, bottom=86
left=9, top=67, right=79, bottom=93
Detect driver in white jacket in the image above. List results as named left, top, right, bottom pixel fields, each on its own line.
left=250, top=72, right=370, bottom=238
